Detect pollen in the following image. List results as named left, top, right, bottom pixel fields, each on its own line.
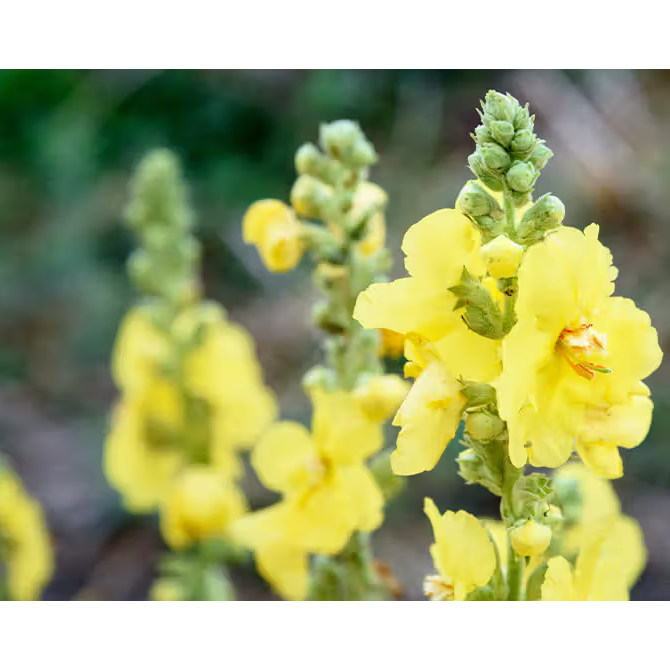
left=423, top=574, right=455, bottom=601
left=556, top=321, right=612, bottom=380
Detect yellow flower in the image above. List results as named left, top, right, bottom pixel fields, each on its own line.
left=541, top=534, right=629, bottom=601
left=555, top=463, right=646, bottom=588
left=496, top=224, right=662, bottom=471
left=354, top=208, right=501, bottom=383
left=233, top=504, right=310, bottom=601
left=479, top=234, right=524, bottom=279
left=0, top=467, right=53, bottom=601
left=510, top=520, right=552, bottom=557
left=249, top=387, right=384, bottom=555
left=391, top=339, right=466, bottom=476
left=105, top=305, right=276, bottom=512
left=160, top=465, right=247, bottom=550
left=353, top=374, right=410, bottom=423
left=423, top=498, right=496, bottom=601
left=242, top=199, right=304, bottom=272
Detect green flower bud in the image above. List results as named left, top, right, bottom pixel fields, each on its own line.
left=295, top=142, right=323, bottom=176
left=529, top=143, right=553, bottom=170
left=510, top=129, right=535, bottom=154
left=467, top=153, right=504, bottom=191
left=552, top=473, right=583, bottom=525
left=543, top=504, right=564, bottom=527
left=369, top=450, right=406, bottom=502
left=490, top=120, right=515, bottom=148
left=449, top=267, right=505, bottom=339
left=457, top=182, right=495, bottom=217
left=460, top=382, right=497, bottom=409
left=483, top=91, right=519, bottom=124
left=312, top=300, right=347, bottom=334
left=513, top=103, right=533, bottom=131
left=348, top=140, right=378, bottom=169
left=319, top=120, right=377, bottom=169
left=516, top=193, right=566, bottom=243
left=506, top=161, right=538, bottom=193
left=290, top=175, right=332, bottom=219
left=481, top=143, right=511, bottom=171
left=456, top=448, right=502, bottom=496
left=465, top=410, right=505, bottom=442
left=473, top=124, right=494, bottom=144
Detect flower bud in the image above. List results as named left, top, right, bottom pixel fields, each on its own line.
left=529, top=143, right=553, bottom=170
left=369, top=450, right=406, bottom=502
left=480, top=143, right=511, bottom=171
left=483, top=91, right=519, bottom=124
left=354, top=374, right=409, bottom=423
left=516, top=193, right=566, bottom=243
left=510, top=129, right=535, bottom=154
left=465, top=410, right=505, bottom=441
left=510, top=520, right=552, bottom=557
left=480, top=234, right=525, bottom=279
left=467, top=153, right=504, bottom=191
left=460, top=381, right=497, bottom=409
left=456, top=448, right=502, bottom=496
left=302, top=365, right=338, bottom=393
left=513, top=103, right=534, bottom=132
left=473, top=124, right=494, bottom=144
left=490, top=120, right=515, bottom=148
left=295, top=142, right=323, bottom=176
left=312, top=301, right=347, bottom=333
left=319, top=120, right=377, bottom=169
left=506, top=161, right=538, bottom=193
left=290, top=175, right=333, bottom=219
left=543, top=504, right=564, bottom=527
left=457, top=182, right=495, bottom=217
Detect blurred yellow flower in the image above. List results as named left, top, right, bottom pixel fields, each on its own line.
left=243, top=199, right=304, bottom=272
left=234, top=387, right=386, bottom=599
left=105, top=304, right=276, bottom=512
left=555, top=463, right=646, bottom=588
left=0, top=466, right=53, bottom=601
left=423, top=498, right=496, bottom=601
left=541, top=534, right=629, bottom=601
left=353, top=374, right=409, bottom=423
left=496, top=224, right=662, bottom=471
left=160, top=465, right=247, bottom=551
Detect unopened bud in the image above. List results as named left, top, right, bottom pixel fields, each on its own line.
left=460, top=382, right=497, bottom=409
left=456, top=448, right=502, bottom=496
left=465, top=410, right=505, bottom=442
left=480, top=234, right=525, bottom=279
left=511, top=520, right=552, bottom=557
left=510, top=129, right=535, bottom=155
left=513, top=103, right=533, bottom=131
left=506, top=161, right=538, bottom=193
left=490, top=120, right=515, bottom=148
left=529, top=143, right=553, bottom=170
left=302, top=365, right=338, bottom=393
left=483, top=91, right=519, bottom=124
left=516, top=193, right=566, bottom=243
left=290, top=175, right=332, bottom=219
left=319, top=120, right=377, bottom=169
left=295, top=143, right=323, bottom=176
left=457, top=182, right=495, bottom=217
left=481, top=143, right=511, bottom=171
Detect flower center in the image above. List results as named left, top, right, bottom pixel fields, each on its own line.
left=423, top=575, right=455, bottom=601
left=556, top=321, right=612, bottom=380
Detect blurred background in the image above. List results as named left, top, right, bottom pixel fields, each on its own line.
left=1, top=69, right=669, bottom=600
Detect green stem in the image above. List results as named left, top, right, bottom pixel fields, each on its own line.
left=502, top=182, right=516, bottom=238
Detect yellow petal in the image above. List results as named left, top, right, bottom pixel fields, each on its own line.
left=311, top=388, right=383, bottom=466
left=251, top=421, right=319, bottom=494
left=392, top=361, right=465, bottom=476
left=434, top=324, right=502, bottom=383
left=255, top=544, right=309, bottom=601
left=424, top=499, right=496, bottom=598
left=402, top=209, right=484, bottom=287
left=338, top=465, right=384, bottom=533
left=542, top=557, right=576, bottom=601
left=354, top=277, right=457, bottom=341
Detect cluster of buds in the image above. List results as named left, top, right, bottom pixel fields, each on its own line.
left=124, top=150, right=200, bottom=308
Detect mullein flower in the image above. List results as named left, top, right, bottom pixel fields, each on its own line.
left=541, top=534, right=629, bottom=601
left=242, top=200, right=305, bottom=272
left=0, top=465, right=53, bottom=601
left=234, top=387, right=386, bottom=599
left=554, top=463, right=647, bottom=588
left=496, top=224, right=662, bottom=471
left=423, top=498, right=496, bottom=601
left=105, top=304, right=277, bottom=513
left=160, top=465, right=247, bottom=551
